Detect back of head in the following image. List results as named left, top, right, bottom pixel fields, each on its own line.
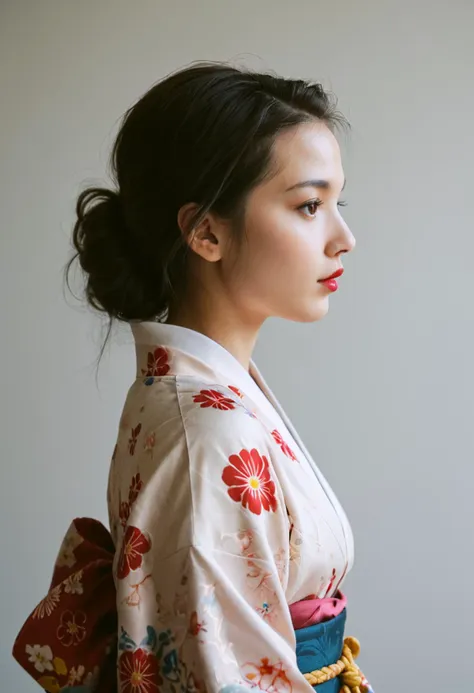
left=68, top=62, right=346, bottom=323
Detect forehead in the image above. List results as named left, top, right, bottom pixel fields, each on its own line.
left=266, top=121, right=344, bottom=189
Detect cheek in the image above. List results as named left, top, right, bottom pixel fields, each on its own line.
left=228, top=209, right=325, bottom=296
left=259, top=223, right=322, bottom=279
left=248, top=212, right=314, bottom=266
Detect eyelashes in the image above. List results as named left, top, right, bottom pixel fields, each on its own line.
left=298, top=198, right=348, bottom=217
left=299, top=199, right=323, bottom=216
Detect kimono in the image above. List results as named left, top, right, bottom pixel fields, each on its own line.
left=12, top=321, right=373, bottom=693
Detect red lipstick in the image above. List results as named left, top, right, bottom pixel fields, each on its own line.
left=318, top=268, right=344, bottom=292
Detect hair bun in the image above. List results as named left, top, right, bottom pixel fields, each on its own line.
left=70, top=187, right=162, bottom=321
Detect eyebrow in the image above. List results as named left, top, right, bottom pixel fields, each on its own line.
left=285, top=178, right=346, bottom=192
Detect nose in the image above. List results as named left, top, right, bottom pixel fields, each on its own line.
left=327, top=218, right=356, bottom=257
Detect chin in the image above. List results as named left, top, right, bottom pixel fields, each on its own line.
left=283, top=297, right=330, bottom=324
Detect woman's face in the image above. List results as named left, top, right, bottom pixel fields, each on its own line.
left=222, top=121, right=355, bottom=325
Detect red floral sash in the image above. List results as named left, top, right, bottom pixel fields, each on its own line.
left=12, top=518, right=118, bottom=692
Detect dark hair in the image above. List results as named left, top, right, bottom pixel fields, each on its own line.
left=67, top=62, right=347, bottom=323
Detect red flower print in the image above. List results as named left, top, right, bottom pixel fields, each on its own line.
left=119, top=501, right=130, bottom=528
left=119, top=474, right=143, bottom=528
left=56, top=609, right=87, bottom=647
left=141, top=346, right=170, bottom=377
left=228, top=385, right=243, bottom=398
left=188, top=611, right=207, bottom=639
left=129, top=473, right=143, bottom=505
left=222, top=448, right=278, bottom=515
left=117, top=526, right=152, bottom=579
left=129, top=424, right=142, bottom=455
left=271, top=430, right=297, bottom=461
left=119, top=648, right=162, bottom=693
left=243, top=657, right=292, bottom=693
left=193, top=389, right=237, bottom=411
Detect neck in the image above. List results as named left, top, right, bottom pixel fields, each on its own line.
left=166, top=303, right=262, bottom=371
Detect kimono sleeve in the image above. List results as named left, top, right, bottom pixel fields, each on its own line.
left=115, top=386, right=314, bottom=693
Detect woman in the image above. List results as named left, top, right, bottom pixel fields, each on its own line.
left=13, top=63, right=373, bottom=693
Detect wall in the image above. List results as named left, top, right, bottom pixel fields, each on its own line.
left=1, top=1, right=473, bottom=689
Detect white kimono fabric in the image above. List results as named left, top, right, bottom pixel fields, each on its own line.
left=108, top=322, right=355, bottom=693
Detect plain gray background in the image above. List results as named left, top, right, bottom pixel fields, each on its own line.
left=2, top=1, right=473, bottom=690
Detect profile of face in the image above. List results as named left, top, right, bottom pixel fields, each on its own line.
left=184, top=121, right=356, bottom=326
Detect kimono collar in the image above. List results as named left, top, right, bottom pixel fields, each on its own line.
left=131, top=321, right=281, bottom=424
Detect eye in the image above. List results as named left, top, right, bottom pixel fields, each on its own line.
left=298, top=199, right=323, bottom=217
left=337, top=200, right=348, bottom=208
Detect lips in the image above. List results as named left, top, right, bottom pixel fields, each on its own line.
left=318, top=268, right=344, bottom=293
left=319, top=268, right=344, bottom=283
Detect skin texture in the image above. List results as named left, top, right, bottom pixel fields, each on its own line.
left=168, top=121, right=356, bottom=369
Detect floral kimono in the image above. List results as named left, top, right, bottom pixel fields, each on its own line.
left=13, top=321, right=373, bottom=693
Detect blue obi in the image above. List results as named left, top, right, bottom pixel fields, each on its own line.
left=295, top=609, right=346, bottom=692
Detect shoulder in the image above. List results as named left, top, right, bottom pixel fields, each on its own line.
left=122, top=374, right=263, bottom=440
left=114, top=374, right=275, bottom=497
left=174, top=376, right=265, bottom=446
left=111, top=374, right=288, bottom=556
left=118, top=378, right=291, bottom=498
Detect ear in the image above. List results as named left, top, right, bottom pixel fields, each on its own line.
left=177, top=202, right=228, bottom=263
